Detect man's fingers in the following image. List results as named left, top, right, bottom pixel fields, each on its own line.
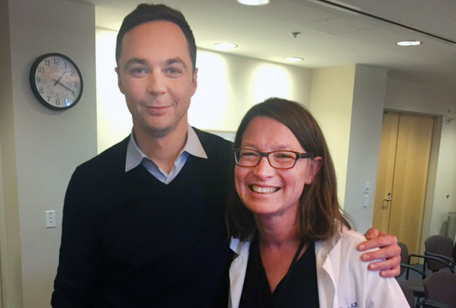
left=364, top=227, right=381, bottom=241
left=360, top=242, right=401, bottom=261
left=364, top=255, right=401, bottom=277
left=358, top=234, right=398, bottom=251
left=379, top=266, right=401, bottom=278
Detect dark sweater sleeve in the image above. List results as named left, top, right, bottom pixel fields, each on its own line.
left=51, top=166, right=101, bottom=307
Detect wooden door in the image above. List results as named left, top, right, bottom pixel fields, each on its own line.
left=373, top=112, right=434, bottom=254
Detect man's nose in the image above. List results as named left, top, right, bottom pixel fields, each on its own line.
left=146, top=71, right=166, bottom=95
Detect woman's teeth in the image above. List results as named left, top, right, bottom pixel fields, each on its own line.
left=249, top=185, right=279, bottom=194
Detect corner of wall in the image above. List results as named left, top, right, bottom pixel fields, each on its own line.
left=343, top=64, right=387, bottom=232
left=0, top=0, right=24, bottom=307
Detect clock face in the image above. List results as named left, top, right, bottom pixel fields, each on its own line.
left=29, top=53, right=83, bottom=110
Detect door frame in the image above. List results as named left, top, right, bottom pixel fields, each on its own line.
left=374, top=109, right=442, bottom=254
left=420, top=113, right=443, bottom=253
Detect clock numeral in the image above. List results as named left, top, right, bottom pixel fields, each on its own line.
left=38, top=67, right=45, bottom=73
left=53, top=58, right=60, bottom=65
left=39, top=87, right=44, bottom=94
left=44, top=60, right=50, bottom=66
left=55, top=98, right=60, bottom=106
left=73, top=81, right=78, bottom=88
left=36, top=76, right=41, bottom=83
left=47, top=96, right=51, bottom=102
left=70, top=71, right=75, bottom=77
left=64, top=62, right=68, bottom=69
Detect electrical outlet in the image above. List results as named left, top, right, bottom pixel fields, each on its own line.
left=46, top=210, right=56, bottom=228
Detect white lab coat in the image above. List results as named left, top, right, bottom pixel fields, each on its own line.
left=228, top=227, right=409, bottom=308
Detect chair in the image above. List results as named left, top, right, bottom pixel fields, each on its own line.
left=424, top=235, right=455, bottom=272
left=398, top=242, right=427, bottom=307
left=398, top=242, right=455, bottom=307
left=423, top=272, right=456, bottom=308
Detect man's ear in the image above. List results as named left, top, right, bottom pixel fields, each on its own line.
left=115, top=67, right=124, bottom=94
left=190, top=67, right=198, bottom=96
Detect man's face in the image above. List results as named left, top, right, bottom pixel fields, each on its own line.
left=116, top=21, right=197, bottom=138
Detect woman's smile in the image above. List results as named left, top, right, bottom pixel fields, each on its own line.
left=249, top=185, right=280, bottom=194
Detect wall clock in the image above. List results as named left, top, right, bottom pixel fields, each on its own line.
left=29, top=53, right=83, bottom=110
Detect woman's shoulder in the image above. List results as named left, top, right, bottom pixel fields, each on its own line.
left=339, top=227, right=377, bottom=251
left=340, top=227, right=367, bottom=245
left=319, top=227, right=378, bottom=260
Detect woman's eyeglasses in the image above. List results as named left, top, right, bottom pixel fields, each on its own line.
left=233, top=148, right=315, bottom=169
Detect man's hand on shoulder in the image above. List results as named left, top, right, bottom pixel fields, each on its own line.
left=358, top=228, right=401, bottom=278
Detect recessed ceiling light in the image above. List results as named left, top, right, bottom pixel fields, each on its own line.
left=284, top=57, right=304, bottom=62
left=396, top=40, right=422, bottom=47
left=214, top=43, right=238, bottom=50
left=237, top=0, right=270, bottom=6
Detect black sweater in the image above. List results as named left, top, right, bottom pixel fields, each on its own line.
left=52, top=129, right=234, bottom=308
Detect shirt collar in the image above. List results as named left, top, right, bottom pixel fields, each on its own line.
left=125, top=125, right=207, bottom=172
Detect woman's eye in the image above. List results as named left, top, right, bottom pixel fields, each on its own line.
left=275, top=152, right=294, bottom=160
left=241, top=151, right=256, bottom=157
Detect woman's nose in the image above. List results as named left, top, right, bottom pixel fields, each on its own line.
left=253, top=156, right=275, bottom=177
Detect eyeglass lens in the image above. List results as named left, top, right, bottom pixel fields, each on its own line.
left=235, top=149, right=298, bottom=169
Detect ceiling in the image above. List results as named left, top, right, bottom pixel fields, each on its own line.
left=81, top=0, right=456, bottom=90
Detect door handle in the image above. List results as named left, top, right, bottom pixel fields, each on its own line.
left=382, top=197, right=392, bottom=209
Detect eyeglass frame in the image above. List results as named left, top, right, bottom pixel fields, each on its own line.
left=233, top=148, right=315, bottom=169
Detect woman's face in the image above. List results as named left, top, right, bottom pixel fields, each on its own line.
left=235, top=116, right=321, bottom=218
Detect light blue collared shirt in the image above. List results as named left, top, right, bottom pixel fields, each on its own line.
left=125, top=125, right=208, bottom=184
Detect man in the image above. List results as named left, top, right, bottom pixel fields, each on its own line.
left=52, top=4, right=400, bottom=307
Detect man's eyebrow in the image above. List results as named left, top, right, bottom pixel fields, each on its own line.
left=123, top=58, right=147, bottom=69
left=166, top=58, right=187, bottom=68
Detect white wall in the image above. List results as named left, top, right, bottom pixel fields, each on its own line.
left=344, top=65, right=387, bottom=232
left=2, top=0, right=97, bottom=307
left=96, top=28, right=313, bottom=152
left=308, top=65, right=356, bottom=209
left=189, top=49, right=313, bottom=132
left=96, top=29, right=132, bottom=152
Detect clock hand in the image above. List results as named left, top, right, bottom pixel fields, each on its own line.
left=52, top=79, right=75, bottom=96
left=53, top=72, right=67, bottom=86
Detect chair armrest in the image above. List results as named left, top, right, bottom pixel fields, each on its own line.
left=410, top=253, right=455, bottom=273
left=400, top=263, right=426, bottom=279
left=425, top=252, right=455, bottom=268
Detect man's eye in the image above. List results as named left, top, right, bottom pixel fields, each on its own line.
left=129, top=67, right=147, bottom=75
left=165, top=67, right=181, bottom=75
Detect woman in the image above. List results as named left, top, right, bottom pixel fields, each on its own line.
left=226, top=98, right=408, bottom=307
